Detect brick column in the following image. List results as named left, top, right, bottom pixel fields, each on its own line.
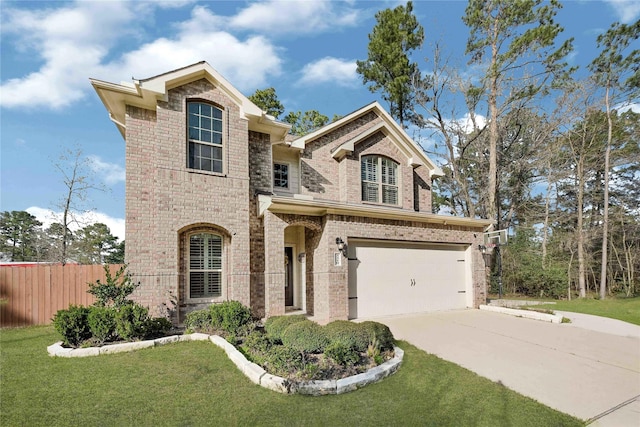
left=264, top=211, right=287, bottom=318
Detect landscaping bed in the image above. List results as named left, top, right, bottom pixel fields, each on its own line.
left=183, top=304, right=397, bottom=383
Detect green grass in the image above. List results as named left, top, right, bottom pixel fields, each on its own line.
left=0, top=327, right=582, bottom=426
left=536, top=296, right=640, bottom=326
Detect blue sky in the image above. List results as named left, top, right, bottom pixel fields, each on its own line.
left=2, top=0, right=639, bottom=241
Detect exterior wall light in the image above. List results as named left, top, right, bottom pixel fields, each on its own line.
left=335, top=237, right=348, bottom=258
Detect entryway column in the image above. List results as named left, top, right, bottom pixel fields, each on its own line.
left=264, top=211, right=287, bottom=318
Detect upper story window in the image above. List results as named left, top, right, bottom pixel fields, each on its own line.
left=361, top=155, right=399, bottom=205
left=187, top=102, right=223, bottom=173
left=273, top=163, right=289, bottom=189
left=188, top=233, right=223, bottom=299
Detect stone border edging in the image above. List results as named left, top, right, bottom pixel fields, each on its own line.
left=47, top=333, right=404, bottom=396
left=479, top=304, right=563, bottom=323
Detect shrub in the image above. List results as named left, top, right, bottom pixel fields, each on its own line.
left=281, top=320, right=329, bottom=354
left=87, top=306, right=117, bottom=344
left=115, top=303, right=149, bottom=341
left=264, top=314, right=308, bottom=342
left=324, top=320, right=370, bottom=352
left=145, top=317, right=172, bottom=339
left=240, top=330, right=272, bottom=366
left=324, top=341, right=360, bottom=366
left=52, top=305, right=92, bottom=347
left=243, top=330, right=272, bottom=355
left=359, top=321, right=395, bottom=351
left=265, top=345, right=304, bottom=377
left=184, top=308, right=212, bottom=332
left=209, top=301, right=252, bottom=335
left=88, top=264, right=138, bottom=308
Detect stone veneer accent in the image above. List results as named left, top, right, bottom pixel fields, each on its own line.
left=47, top=335, right=404, bottom=395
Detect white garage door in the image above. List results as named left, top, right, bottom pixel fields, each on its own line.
left=348, top=241, right=470, bottom=319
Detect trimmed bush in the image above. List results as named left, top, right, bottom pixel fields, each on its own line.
left=324, top=320, right=370, bottom=352
left=324, top=341, right=360, bottom=366
left=52, top=305, right=92, bottom=347
left=264, top=314, right=308, bottom=342
left=145, top=317, right=172, bottom=339
left=359, top=321, right=395, bottom=351
left=115, top=303, right=149, bottom=341
left=265, top=345, right=304, bottom=377
left=281, top=320, right=329, bottom=354
left=184, top=308, right=212, bottom=332
left=241, top=330, right=273, bottom=365
left=209, top=301, right=252, bottom=335
left=87, top=306, right=117, bottom=344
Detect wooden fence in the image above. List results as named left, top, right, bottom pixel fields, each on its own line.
left=0, top=264, right=124, bottom=327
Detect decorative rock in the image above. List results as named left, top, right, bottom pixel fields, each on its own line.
left=47, top=342, right=68, bottom=356
left=69, top=347, right=101, bottom=357
left=209, top=335, right=229, bottom=348
left=100, top=340, right=154, bottom=354
left=296, top=379, right=337, bottom=395
left=241, top=361, right=266, bottom=385
left=337, top=372, right=372, bottom=394
left=188, top=333, right=210, bottom=341
left=154, top=335, right=182, bottom=345
left=260, top=374, right=292, bottom=394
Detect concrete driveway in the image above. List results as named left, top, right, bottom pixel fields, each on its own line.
left=377, top=309, right=640, bottom=425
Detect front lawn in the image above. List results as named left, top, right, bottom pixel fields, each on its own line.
left=0, top=326, right=582, bottom=426
left=537, top=296, right=640, bottom=326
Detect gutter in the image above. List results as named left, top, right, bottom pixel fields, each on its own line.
left=258, top=194, right=493, bottom=228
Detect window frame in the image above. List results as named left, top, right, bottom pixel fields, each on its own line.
left=186, top=100, right=225, bottom=175
left=361, top=155, right=400, bottom=206
left=186, top=231, right=225, bottom=302
left=273, top=162, right=290, bottom=190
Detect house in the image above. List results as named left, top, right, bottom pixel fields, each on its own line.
left=91, top=61, right=492, bottom=324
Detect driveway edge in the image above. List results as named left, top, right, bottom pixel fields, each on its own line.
left=479, top=304, right=563, bottom=323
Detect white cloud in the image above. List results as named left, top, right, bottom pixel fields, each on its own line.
left=1, top=1, right=283, bottom=109
left=604, top=0, right=640, bottom=23
left=298, top=57, right=358, bottom=87
left=101, top=16, right=282, bottom=92
left=615, top=102, right=640, bottom=114
left=87, top=155, right=125, bottom=185
left=455, top=113, right=487, bottom=134
left=26, top=207, right=125, bottom=242
left=0, top=1, right=135, bottom=109
left=229, top=0, right=359, bottom=35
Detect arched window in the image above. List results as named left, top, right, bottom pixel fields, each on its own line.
left=188, top=233, right=223, bottom=298
left=361, top=155, right=399, bottom=205
left=187, top=101, right=223, bottom=173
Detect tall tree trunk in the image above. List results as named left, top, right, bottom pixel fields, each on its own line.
left=600, top=85, right=612, bottom=299
left=577, top=157, right=587, bottom=298
left=541, top=163, right=553, bottom=268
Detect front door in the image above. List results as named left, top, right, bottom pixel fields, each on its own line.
left=284, top=247, right=294, bottom=306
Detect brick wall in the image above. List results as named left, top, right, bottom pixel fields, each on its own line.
left=300, top=111, right=434, bottom=212
left=125, top=79, right=251, bottom=319
left=248, top=130, right=272, bottom=318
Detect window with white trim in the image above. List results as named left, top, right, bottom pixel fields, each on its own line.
left=187, top=102, right=223, bottom=173
left=273, top=163, right=289, bottom=189
left=361, top=155, right=399, bottom=205
left=188, top=233, right=222, bottom=298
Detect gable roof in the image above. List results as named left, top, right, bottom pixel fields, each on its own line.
left=90, top=61, right=290, bottom=139
left=290, top=101, right=444, bottom=178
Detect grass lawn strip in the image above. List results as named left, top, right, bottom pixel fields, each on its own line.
left=535, top=296, right=640, bottom=326
left=1, top=326, right=582, bottom=426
